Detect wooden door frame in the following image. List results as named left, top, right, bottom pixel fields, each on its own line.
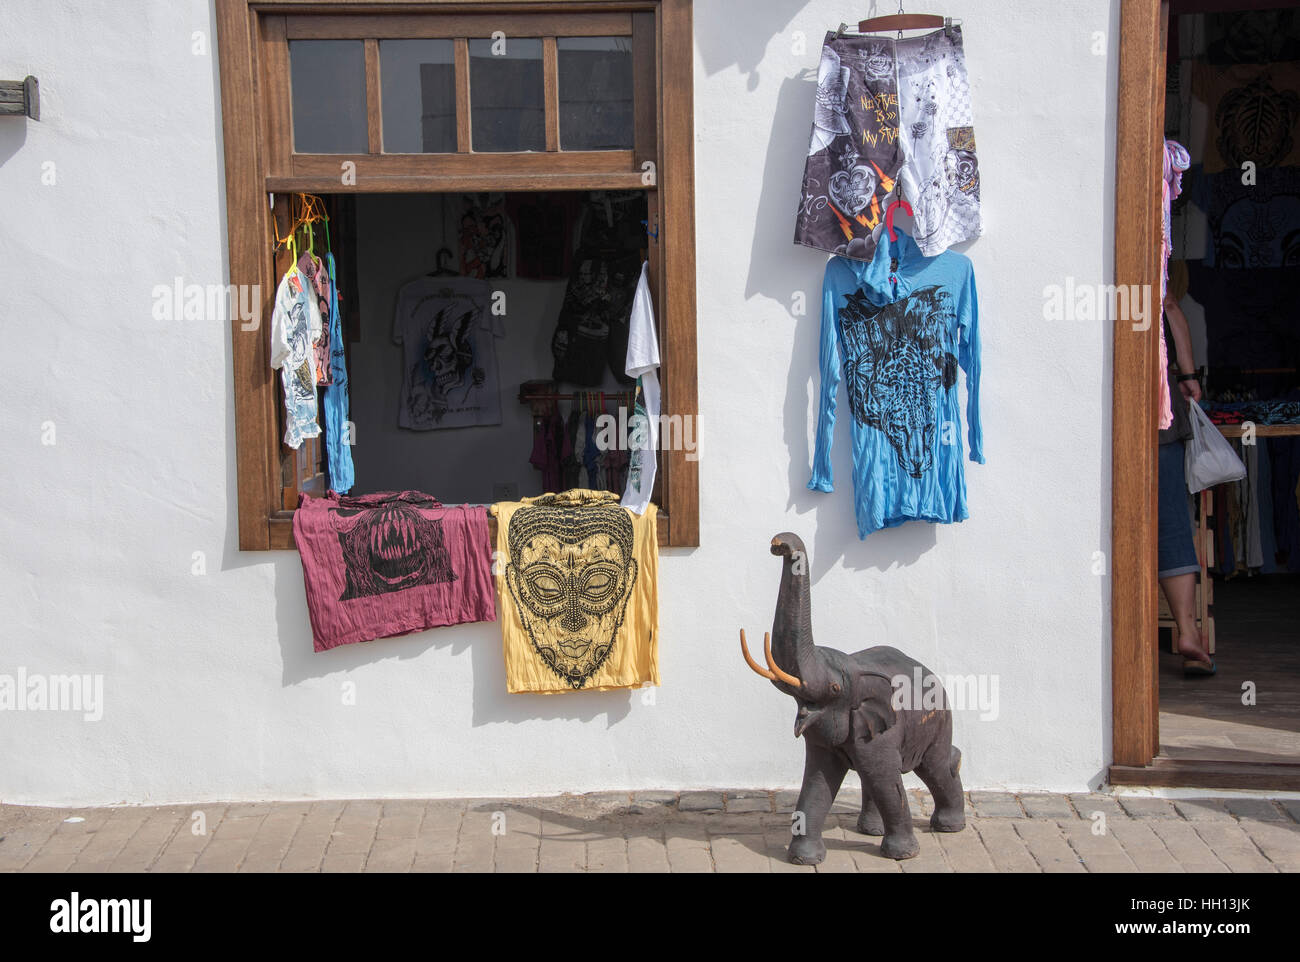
left=1111, top=0, right=1166, bottom=769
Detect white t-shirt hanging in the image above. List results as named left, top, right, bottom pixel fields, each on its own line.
left=621, top=262, right=661, bottom=515
left=393, top=276, right=503, bottom=430
left=269, top=269, right=323, bottom=449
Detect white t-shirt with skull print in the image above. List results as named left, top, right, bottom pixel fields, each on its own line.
left=393, top=276, right=503, bottom=430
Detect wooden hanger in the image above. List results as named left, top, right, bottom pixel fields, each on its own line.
left=855, top=3, right=956, bottom=39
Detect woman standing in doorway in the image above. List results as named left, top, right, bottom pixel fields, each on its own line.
left=1158, top=275, right=1215, bottom=675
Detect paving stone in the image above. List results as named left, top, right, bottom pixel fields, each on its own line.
left=710, top=834, right=769, bottom=873
left=664, top=834, right=714, bottom=872
left=898, top=830, right=952, bottom=873
left=628, top=791, right=676, bottom=814
left=1189, top=822, right=1277, bottom=873
left=364, top=838, right=417, bottom=872
left=1117, top=797, right=1179, bottom=819
left=538, top=837, right=586, bottom=872
left=969, top=792, right=1024, bottom=819
left=1235, top=819, right=1300, bottom=871
left=212, top=815, right=265, bottom=842
left=725, top=792, right=772, bottom=814
left=1109, top=821, right=1182, bottom=872
left=1173, top=799, right=1235, bottom=822
left=677, top=791, right=725, bottom=812
left=971, top=820, right=1038, bottom=872
left=935, top=825, right=998, bottom=872
left=327, top=815, right=379, bottom=855
left=376, top=815, right=422, bottom=839
left=1148, top=820, right=1229, bottom=873
left=1069, top=794, right=1127, bottom=821
left=848, top=842, right=904, bottom=873
left=1013, top=819, right=1085, bottom=873
left=586, top=836, right=629, bottom=873
left=321, top=852, right=367, bottom=872
left=1222, top=798, right=1286, bottom=822
left=1020, top=794, right=1076, bottom=819
left=380, top=800, right=427, bottom=817
left=1056, top=819, right=1138, bottom=873
left=626, top=833, right=670, bottom=873
left=1278, top=799, right=1300, bottom=824
left=191, top=839, right=251, bottom=873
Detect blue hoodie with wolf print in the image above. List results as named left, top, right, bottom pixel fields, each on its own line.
left=809, top=229, right=983, bottom=538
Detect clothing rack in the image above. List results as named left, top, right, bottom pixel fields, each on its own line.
left=518, top=380, right=635, bottom=418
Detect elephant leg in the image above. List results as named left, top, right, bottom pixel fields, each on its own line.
left=863, top=766, right=919, bottom=860
left=916, top=743, right=966, bottom=833
left=788, top=741, right=848, bottom=866
left=855, top=792, right=884, bottom=836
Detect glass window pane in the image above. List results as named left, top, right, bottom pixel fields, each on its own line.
left=469, top=37, right=544, bottom=152
left=558, top=37, right=634, bottom=151
left=290, top=40, right=368, bottom=154
left=380, top=39, right=457, bottom=153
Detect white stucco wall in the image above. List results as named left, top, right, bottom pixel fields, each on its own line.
left=0, top=0, right=1117, bottom=805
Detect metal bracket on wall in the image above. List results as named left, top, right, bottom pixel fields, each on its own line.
left=0, top=76, right=39, bottom=120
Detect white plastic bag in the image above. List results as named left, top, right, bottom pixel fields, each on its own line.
left=1184, top=401, right=1246, bottom=493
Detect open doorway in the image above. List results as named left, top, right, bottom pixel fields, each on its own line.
left=1107, top=0, right=1300, bottom=790
left=1156, top=3, right=1300, bottom=772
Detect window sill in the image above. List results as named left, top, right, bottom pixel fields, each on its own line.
left=267, top=505, right=672, bottom=550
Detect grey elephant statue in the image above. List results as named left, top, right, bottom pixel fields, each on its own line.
left=740, top=532, right=966, bottom=863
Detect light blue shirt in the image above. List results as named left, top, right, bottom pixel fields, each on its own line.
left=809, top=230, right=983, bottom=538
left=322, top=253, right=355, bottom=493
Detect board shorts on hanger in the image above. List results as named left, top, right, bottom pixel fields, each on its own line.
left=794, top=26, right=981, bottom=261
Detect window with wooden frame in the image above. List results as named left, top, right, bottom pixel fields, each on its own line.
left=215, top=0, right=697, bottom=550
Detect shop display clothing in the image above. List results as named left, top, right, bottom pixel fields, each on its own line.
left=809, top=229, right=983, bottom=538
left=551, top=251, right=641, bottom=386
left=321, top=252, right=355, bottom=493
left=491, top=489, right=659, bottom=693
left=506, top=192, right=581, bottom=280
left=895, top=25, right=981, bottom=257
left=1187, top=165, right=1300, bottom=269
left=621, top=263, right=661, bottom=515
left=269, top=268, right=323, bottom=449
left=459, top=193, right=511, bottom=279
left=393, top=276, right=503, bottom=430
left=1192, top=61, right=1300, bottom=173
left=795, top=26, right=980, bottom=262
left=1159, top=140, right=1190, bottom=432
left=293, top=490, right=496, bottom=652
left=297, top=250, right=335, bottom=386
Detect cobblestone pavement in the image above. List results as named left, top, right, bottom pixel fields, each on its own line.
left=2, top=790, right=1298, bottom=872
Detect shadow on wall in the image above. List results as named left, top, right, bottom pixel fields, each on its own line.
left=0, top=116, right=28, bottom=168
left=268, top=544, right=635, bottom=727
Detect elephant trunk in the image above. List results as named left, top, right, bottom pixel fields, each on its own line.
left=770, top=533, right=831, bottom=701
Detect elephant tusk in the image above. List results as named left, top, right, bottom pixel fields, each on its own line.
left=740, top=629, right=776, bottom=681
left=763, top=632, right=803, bottom=688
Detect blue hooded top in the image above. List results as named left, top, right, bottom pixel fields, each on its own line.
left=809, top=228, right=983, bottom=538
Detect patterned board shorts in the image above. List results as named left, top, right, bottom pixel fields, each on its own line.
left=794, top=26, right=982, bottom=261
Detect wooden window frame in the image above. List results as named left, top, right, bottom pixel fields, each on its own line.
left=215, top=0, right=698, bottom=550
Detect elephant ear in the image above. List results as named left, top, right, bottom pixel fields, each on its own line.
left=850, top=673, right=898, bottom=741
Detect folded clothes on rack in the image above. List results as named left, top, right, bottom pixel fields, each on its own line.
left=1203, top=400, right=1300, bottom=426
